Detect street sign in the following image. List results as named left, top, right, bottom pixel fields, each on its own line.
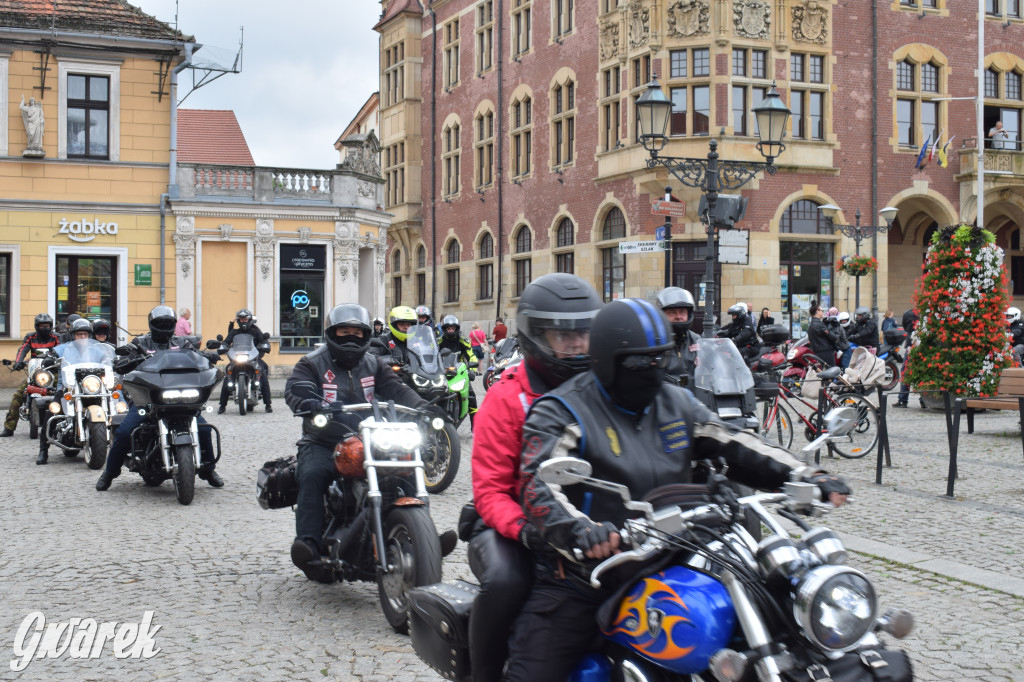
left=619, top=240, right=667, bottom=253
left=651, top=200, right=687, bottom=218
left=718, top=229, right=749, bottom=265
left=655, top=225, right=666, bottom=240
left=134, top=264, right=152, bottom=286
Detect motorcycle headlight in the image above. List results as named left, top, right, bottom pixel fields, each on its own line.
left=431, top=376, right=446, bottom=388
left=115, top=400, right=129, bottom=414
left=235, top=353, right=250, bottom=363
left=82, top=375, right=103, bottom=394
left=449, top=378, right=466, bottom=392
left=786, top=349, right=798, bottom=360
left=496, top=359, right=510, bottom=368
left=48, top=401, right=62, bottom=414
left=794, top=565, right=877, bottom=652
left=34, top=371, right=53, bottom=388
left=160, top=388, right=201, bottom=404
left=412, top=374, right=429, bottom=387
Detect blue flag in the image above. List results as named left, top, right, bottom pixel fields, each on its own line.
left=915, top=132, right=932, bottom=169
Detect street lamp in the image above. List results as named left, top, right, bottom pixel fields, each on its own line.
left=637, top=79, right=790, bottom=337
left=817, top=204, right=898, bottom=309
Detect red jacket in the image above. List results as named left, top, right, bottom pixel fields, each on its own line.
left=471, top=363, right=544, bottom=540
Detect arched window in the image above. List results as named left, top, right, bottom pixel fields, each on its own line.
left=442, top=121, right=461, bottom=197
left=556, top=217, right=574, bottom=246
left=479, top=232, right=494, bottom=259
left=600, top=208, right=626, bottom=302
left=511, top=94, right=533, bottom=178
left=478, top=232, right=494, bottom=300
left=780, top=200, right=832, bottom=235
left=551, top=78, right=576, bottom=166
left=602, top=207, right=626, bottom=240
left=392, top=249, right=402, bottom=272
left=555, top=217, right=575, bottom=273
left=515, top=225, right=532, bottom=252
left=416, top=245, right=426, bottom=269
left=447, top=240, right=461, bottom=264
left=513, top=225, right=532, bottom=295
left=895, top=57, right=943, bottom=148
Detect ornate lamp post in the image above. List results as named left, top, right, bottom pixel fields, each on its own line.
left=636, top=79, right=791, bottom=337
left=817, top=205, right=898, bottom=310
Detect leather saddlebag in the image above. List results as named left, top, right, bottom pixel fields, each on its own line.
left=800, top=648, right=914, bottom=682
left=256, top=455, right=299, bottom=510
left=408, top=580, right=479, bottom=681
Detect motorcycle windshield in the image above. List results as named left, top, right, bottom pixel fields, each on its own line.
left=494, top=336, right=519, bottom=362
left=59, top=338, right=115, bottom=366
left=227, top=333, right=256, bottom=361
left=693, top=338, right=755, bottom=395
left=406, top=325, right=442, bottom=375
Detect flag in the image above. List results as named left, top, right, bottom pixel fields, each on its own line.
left=915, top=132, right=932, bottom=169
left=939, top=135, right=956, bottom=168
left=928, top=129, right=943, bottom=163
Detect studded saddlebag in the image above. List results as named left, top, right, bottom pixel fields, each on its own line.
left=408, top=580, right=479, bottom=681
left=802, top=648, right=913, bottom=682
left=255, top=455, right=299, bottom=510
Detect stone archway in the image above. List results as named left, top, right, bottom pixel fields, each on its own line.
left=883, top=188, right=957, bottom=316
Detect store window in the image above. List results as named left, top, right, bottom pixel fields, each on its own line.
left=279, top=244, right=326, bottom=352
left=55, top=256, right=116, bottom=326
left=779, top=241, right=834, bottom=338
left=0, top=253, right=9, bottom=337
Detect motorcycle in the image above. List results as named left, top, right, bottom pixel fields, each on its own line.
left=217, top=332, right=271, bottom=415
left=482, top=336, right=522, bottom=391
left=690, top=337, right=760, bottom=432
left=44, top=338, right=128, bottom=469
left=390, top=325, right=461, bottom=494
left=440, top=347, right=475, bottom=428
left=119, top=347, right=223, bottom=505
left=263, top=381, right=445, bottom=633
left=3, top=350, right=60, bottom=440
left=409, top=409, right=914, bottom=682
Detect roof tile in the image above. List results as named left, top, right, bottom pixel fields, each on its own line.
left=177, top=110, right=256, bottom=166
left=0, top=0, right=187, bottom=41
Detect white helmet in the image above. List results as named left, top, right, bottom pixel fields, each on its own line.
left=838, top=311, right=851, bottom=327
left=733, top=302, right=748, bottom=314
left=1007, top=307, right=1021, bottom=324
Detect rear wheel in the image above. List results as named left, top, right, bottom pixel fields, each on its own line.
left=881, top=360, right=901, bottom=392
left=829, top=394, right=879, bottom=459
left=758, top=400, right=794, bottom=449
left=377, top=506, right=442, bottom=634
left=423, top=421, right=460, bottom=494
left=172, top=443, right=196, bottom=505
left=29, top=409, right=38, bottom=440
left=85, top=422, right=108, bottom=470
left=238, top=375, right=249, bottom=416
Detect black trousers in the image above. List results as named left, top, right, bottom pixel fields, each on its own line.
left=467, top=528, right=534, bottom=682
left=219, top=360, right=271, bottom=406
left=504, top=567, right=605, bottom=682
left=294, top=441, right=335, bottom=548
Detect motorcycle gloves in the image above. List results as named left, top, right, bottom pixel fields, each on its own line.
left=573, top=520, right=620, bottom=559
left=519, top=522, right=543, bottom=551
left=806, top=472, right=852, bottom=501
left=13, top=361, right=26, bottom=371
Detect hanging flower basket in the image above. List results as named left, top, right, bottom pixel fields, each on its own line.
left=837, top=255, right=878, bottom=277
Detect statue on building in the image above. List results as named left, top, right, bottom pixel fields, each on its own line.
left=338, top=132, right=382, bottom=178
left=19, top=95, right=45, bottom=157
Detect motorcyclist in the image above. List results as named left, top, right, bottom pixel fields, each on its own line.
left=848, top=306, right=879, bottom=352
left=656, top=286, right=700, bottom=387
left=217, top=309, right=273, bottom=413
left=505, top=298, right=851, bottom=682
left=56, top=312, right=83, bottom=343
left=467, top=273, right=602, bottom=682
left=415, top=305, right=436, bottom=335
left=37, top=319, right=95, bottom=464
left=284, top=303, right=441, bottom=583
left=369, top=305, right=418, bottom=365
left=2, top=313, right=60, bottom=438
left=95, top=305, right=223, bottom=491
left=716, top=302, right=758, bottom=362
left=1008, top=307, right=1024, bottom=364
left=91, top=318, right=114, bottom=347
left=372, top=318, right=385, bottom=338
left=808, top=302, right=840, bottom=367
left=438, top=314, right=479, bottom=426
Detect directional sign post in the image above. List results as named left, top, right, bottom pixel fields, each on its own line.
left=619, top=240, right=668, bottom=254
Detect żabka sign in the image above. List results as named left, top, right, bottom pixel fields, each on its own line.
left=57, top=217, right=119, bottom=243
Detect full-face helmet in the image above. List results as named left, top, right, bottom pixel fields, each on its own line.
left=415, top=305, right=433, bottom=326
left=324, top=304, right=372, bottom=369
left=1007, top=307, right=1022, bottom=325
left=34, top=313, right=54, bottom=340
left=440, top=314, right=461, bottom=343
left=148, top=305, right=177, bottom=344
left=388, top=306, right=418, bottom=343
left=236, top=309, right=254, bottom=332
left=656, top=287, right=696, bottom=340
left=589, top=299, right=674, bottom=412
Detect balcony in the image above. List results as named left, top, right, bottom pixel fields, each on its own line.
left=956, top=137, right=1024, bottom=181
left=175, top=163, right=383, bottom=209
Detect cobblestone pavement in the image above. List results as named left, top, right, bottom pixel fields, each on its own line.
left=1, top=381, right=1023, bottom=680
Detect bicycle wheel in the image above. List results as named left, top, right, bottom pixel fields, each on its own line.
left=828, top=393, right=878, bottom=459
left=758, top=399, right=794, bottom=449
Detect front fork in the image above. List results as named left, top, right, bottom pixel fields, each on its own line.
left=157, top=417, right=200, bottom=472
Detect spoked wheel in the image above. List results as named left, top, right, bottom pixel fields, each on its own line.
left=881, top=360, right=901, bottom=392
left=423, top=421, right=460, bottom=494
left=758, top=400, right=794, bottom=449
left=84, top=422, right=108, bottom=470
left=377, top=506, right=442, bottom=634
left=829, top=394, right=879, bottom=459
left=172, top=443, right=196, bottom=505
left=238, top=375, right=249, bottom=416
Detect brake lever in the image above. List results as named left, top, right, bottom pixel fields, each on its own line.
left=589, top=542, right=660, bottom=589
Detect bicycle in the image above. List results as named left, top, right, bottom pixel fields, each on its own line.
left=755, top=364, right=879, bottom=458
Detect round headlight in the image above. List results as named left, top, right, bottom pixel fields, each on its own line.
left=432, top=376, right=446, bottom=388
left=794, top=565, right=877, bottom=652
left=312, top=414, right=328, bottom=428
left=412, top=374, right=429, bottom=387
left=82, top=375, right=103, bottom=394
left=375, top=430, right=396, bottom=451
left=430, top=417, right=445, bottom=431
left=397, top=428, right=422, bottom=450
left=48, top=401, right=62, bottom=414
left=34, top=371, right=53, bottom=388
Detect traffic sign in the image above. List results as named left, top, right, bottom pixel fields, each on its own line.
left=619, top=240, right=667, bottom=253
left=651, top=200, right=687, bottom=218
left=655, top=225, right=666, bottom=241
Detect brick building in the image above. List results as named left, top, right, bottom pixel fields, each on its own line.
left=375, top=0, right=1024, bottom=336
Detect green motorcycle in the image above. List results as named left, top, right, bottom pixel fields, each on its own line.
left=439, top=348, right=475, bottom=429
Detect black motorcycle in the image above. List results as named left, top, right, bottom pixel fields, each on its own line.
left=260, top=381, right=444, bottom=632
left=217, top=332, right=270, bottom=415
left=119, top=347, right=223, bottom=505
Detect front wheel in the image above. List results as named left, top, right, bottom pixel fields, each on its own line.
left=172, top=443, right=196, bottom=505
left=482, top=369, right=495, bottom=391
left=85, top=422, right=108, bottom=470
left=881, top=360, right=901, bottom=392
left=29, top=407, right=38, bottom=440
left=829, top=394, right=879, bottom=459
left=423, top=421, right=460, bottom=494
left=758, top=400, right=794, bottom=449
left=238, top=375, right=249, bottom=416
left=377, top=506, right=443, bottom=634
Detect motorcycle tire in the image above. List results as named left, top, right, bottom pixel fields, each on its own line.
left=423, top=421, right=461, bottom=495
left=238, top=375, right=249, bottom=416
left=482, top=370, right=495, bottom=391
left=172, top=443, right=196, bottom=505
left=377, top=506, right=443, bottom=634
left=882, top=360, right=901, bottom=392
left=85, top=422, right=108, bottom=470
left=29, top=419, right=38, bottom=440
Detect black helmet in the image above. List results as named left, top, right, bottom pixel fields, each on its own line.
left=415, top=305, right=433, bottom=325
left=517, top=273, right=602, bottom=388
left=69, top=318, right=93, bottom=339
left=726, top=304, right=745, bottom=320
left=324, top=303, right=372, bottom=369
left=441, top=314, right=461, bottom=342
left=34, top=313, right=54, bottom=340
left=92, top=318, right=111, bottom=339
left=854, top=306, right=871, bottom=322
left=656, top=286, right=696, bottom=340
left=148, top=305, right=177, bottom=344
left=589, top=299, right=674, bottom=412
left=373, top=317, right=384, bottom=328
left=236, top=308, right=254, bottom=332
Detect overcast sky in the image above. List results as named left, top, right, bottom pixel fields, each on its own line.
left=131, top=0, right=382, bottom=170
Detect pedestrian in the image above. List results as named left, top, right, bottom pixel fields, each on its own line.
left=894, top=308, right=919, bottom=407
left=756, top=307, right=775, bottom=336
left=468, top=322, right=488, bottom=361
left=808, top=302, right=840, bottom=367
left=492, top=317, right=508, bottom=343
left=881, top=310, right=897, bottom=332
left=747, top=302, right=757, bottom=329
left=175, top=307, right=192, bottom=336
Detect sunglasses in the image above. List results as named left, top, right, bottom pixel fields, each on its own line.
left=620, top=353, right=670, bottom=371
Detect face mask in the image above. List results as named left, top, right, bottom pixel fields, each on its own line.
left=611, top=366, right=666, bottom=413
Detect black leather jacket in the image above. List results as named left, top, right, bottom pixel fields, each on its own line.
left=114, top=334, right=216, bottom=374
left=519, top=372, right=811, bottom=562
left=807, top=317, right=839, bottom=360
left=718, top=317, right=757, bottom=353
left=664, top=329, right=701, bottom=388
left=369, top=331, right=411, bottom=365
left=848, top=319, right=878, bottom=348
left=1011, top=321, right=1024, bottom=347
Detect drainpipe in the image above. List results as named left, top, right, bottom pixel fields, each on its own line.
left=495, top=0, right=505, bottom=322
left=159, top=193, right=169, bottom=305
left=429, top=3, right=438, bottom=316
left=870, top=0, right=879, bottom=317
left=163, top=42, right=195, bottom=306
